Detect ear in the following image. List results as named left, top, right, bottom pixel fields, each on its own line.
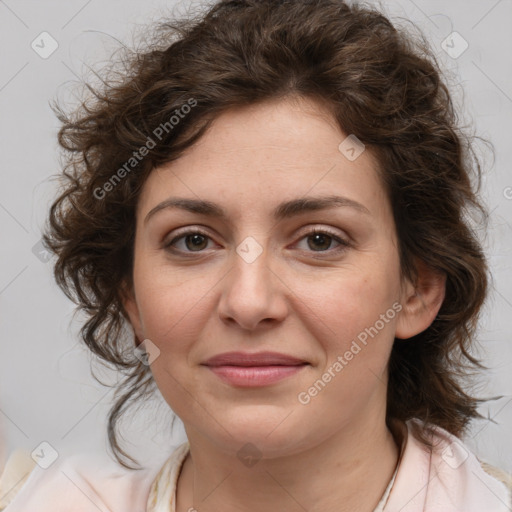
left=119, top=281, right=144, bottom=344
left=395, top=260, right=446, bottom=340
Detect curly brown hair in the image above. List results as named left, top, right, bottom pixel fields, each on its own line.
left=45, top=0, right=489, bottom=469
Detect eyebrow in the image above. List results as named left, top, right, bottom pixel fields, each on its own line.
left=144, top=195, right=371, bottom=225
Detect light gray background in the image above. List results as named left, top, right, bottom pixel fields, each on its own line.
left=0, top=0, right=511, bottom=474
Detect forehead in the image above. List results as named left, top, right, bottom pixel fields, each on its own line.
left=137, top=97, right=389, bottom=222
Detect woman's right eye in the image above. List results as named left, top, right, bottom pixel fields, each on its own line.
left=164, top=229, right=215, bottom=253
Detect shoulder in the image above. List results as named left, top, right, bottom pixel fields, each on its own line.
left=479, top=460, right=512, bottom=493
left=425, top=420, right=512, bottom=500
left=389, top=418, right=512, bottom=511
left=0, top=449, right=162, bottom=512
left=0, top=450, right=37, bottom=510
left=147, top=442, right=190, bottom=510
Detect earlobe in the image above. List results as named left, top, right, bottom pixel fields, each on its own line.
left=395, top=260, right=446, bottom=340
left=119, top=282, right=144, bottom=343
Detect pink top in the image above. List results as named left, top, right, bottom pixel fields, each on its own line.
left=1, top=419, right=511, bottom=511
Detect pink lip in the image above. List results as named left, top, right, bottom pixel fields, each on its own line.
left=202, top=351, right=308, bottom=387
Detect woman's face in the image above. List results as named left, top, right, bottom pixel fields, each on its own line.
left=125, top=96, right=413, bottom=457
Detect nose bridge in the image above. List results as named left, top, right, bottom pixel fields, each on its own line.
left=218, top=236, right=287, bottom=330
left=230, top=239, right=273, bottom=305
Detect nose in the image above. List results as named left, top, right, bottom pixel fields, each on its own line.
left=217, top=245, right=289, bottom=331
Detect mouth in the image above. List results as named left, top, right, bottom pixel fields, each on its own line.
left=201, top=351, right=309, bottom=387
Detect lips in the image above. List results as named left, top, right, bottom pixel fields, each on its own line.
left=202, top=351, right=308, bottom=387
left=203, top=351, right=307, bottom=367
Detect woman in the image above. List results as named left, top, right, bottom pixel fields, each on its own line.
left=1, top=0, right=510, bottom=510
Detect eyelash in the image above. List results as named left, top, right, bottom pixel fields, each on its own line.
left=163, top=227, right=350, bottom=257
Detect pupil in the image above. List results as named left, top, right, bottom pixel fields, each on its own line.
left=187, top=234, right=207, bottom=251
left=309, top=234, right=331, bottom=251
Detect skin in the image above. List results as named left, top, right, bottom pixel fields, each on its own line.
left=123, top=96, right=445, bottom=512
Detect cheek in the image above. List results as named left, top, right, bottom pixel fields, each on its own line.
left=132, top=266, right=216, bottom=409
left=295, top=274, right=400, bottom=417
left=295, top=260, right=401, bottom=347
left=132, top=258, right=220, bottom=355
left=292, top=264, right=402, bottom=416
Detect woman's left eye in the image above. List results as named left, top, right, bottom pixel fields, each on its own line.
left=294, top=229, right=350, bottom=254
left=164, top=228, right=349, bottom=255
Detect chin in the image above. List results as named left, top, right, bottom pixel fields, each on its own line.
left=195, top=406, right=317, bottom=459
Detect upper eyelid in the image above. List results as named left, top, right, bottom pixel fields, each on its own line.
left=165, top=223, right=348, bottom=240
left=294, top=224, right=348, bottom=239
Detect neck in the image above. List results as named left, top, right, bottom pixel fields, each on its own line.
left=175, top=412, right=401, bottom=512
